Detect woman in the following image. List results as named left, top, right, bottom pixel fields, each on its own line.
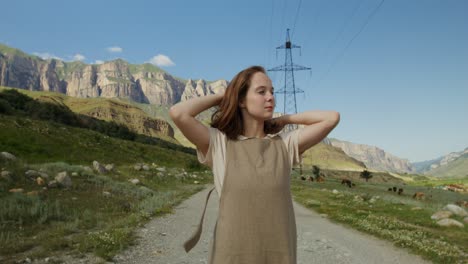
left=170, top=65, right=340, bottom=264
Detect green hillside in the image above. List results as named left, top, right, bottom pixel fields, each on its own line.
left=301, top=141, right=367, bottom=171
left=426, top=153, right=468, bottom=179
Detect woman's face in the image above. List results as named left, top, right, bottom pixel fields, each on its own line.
left=239, top=72, right=275, bottom=121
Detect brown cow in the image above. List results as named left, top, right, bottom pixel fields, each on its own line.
left=301, top=176, right=306, bottom=181
left=398, top=188, right=403, bottom=195
left=413, top=192, right=425, bottom=200
left=341, top=179, right=352, bottom=188
left=307, top=176, right=314, bottom=182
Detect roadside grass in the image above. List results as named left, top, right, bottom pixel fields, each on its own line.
left=290, top=173, right=468, bottom=264
left=0, top=113, right=211, bottom=262
left=0, top=158, right=211, bottom=262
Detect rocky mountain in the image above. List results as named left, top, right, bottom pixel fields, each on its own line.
left=0, top=44, right=227, bottom=105
left=413, top=147, right=468, bottom=178
left=329, top=138, right=414, bottom=174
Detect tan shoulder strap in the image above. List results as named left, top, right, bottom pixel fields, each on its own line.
left=183, top=186, right=216, bottom=253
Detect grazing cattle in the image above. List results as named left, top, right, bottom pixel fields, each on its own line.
left=455, top=200, right=468, bottom=208
left=398, top=188, right=403, bottom=195
left=301, top=176, right=306, bottom=181
left=392, top=187, right=397, bottom=192
left=413, top=192, right=425, bottom=200
left=307, top=176, right=314, bottom=182
left=316, top=177, right=325, bottom=182
left=388, top=187, right=393, bottom=191
left=341, top=179, right=352, bottom=188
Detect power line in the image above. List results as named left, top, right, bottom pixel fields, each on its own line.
left=314, top=0, right=385, bottom=89
left=290, top=0, right=303, bottom=39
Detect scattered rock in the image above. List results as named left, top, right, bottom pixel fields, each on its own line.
left=103, top=191, right=111, bottom=197
left=93, top=161, right=107, bottom=174
left=332, top=189, right=339, bottom=194
left=55, top=171, right=72, bottom=188
left=82, top=166, right=93, bottom=172
left=129, top=178, right=140, bottom=185
left=25, top=170, right=41, bottom=179
left=156, top=167, right=166, bottom=172
left=134, top=164, right=142, bottom=171
left=431, top=210, right=453, bottom=220
left=442, top=204, right=468, bottom=217
left=9, top=188, right=24, bottom=193
left=1, top=170, right=12, bottom=181
left=39, top=172, right=49, bottom=179
left=48, top=180, right=58, bottom=188
left=71, top=172, right=79, bottom=177
left=436, top=218, right=464, bottom=228
left=411, top=207, right=423, bottom=211
left=36, top=177, right=45, bottom=186
left=0, top=152, right=16, bottom=161
left=26, top=191, right=39, bottom=196
left=194, top=180, right=200, bottom=184
left=142, top=165, right=150, bottom=171
left=157, top=172, right=164, bottom=177
left=305, top=199, right=321, bottom=207
left=105, top=164, right=115, bottom=172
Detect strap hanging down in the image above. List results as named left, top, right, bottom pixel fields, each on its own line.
left=183, top=187, right=216, bottom=253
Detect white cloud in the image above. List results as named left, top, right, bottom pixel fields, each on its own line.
left=107, top=46, right=123, bottom=53
left=148, top=54, right=175, bottom=67
left=94, top=60, right=104, bottom=64
left=72, top=54, right=85, bottom=61
left=33, top=52, right=63, bottom=61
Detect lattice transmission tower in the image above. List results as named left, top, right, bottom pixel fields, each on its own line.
left=268, top=28, right=311, bottom=131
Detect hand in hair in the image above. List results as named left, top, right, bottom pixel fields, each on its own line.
left=264, top=117, right=285, bottom=134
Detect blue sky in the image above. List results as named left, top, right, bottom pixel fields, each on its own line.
left=1, top=0, right=467, bottom=162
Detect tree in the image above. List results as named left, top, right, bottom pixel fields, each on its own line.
left=360, top=169, right=373, bottom=182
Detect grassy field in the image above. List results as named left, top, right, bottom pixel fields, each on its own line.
left=290, top=172, right=468, bottom=264
left=0, top=113, right=211, bottom=263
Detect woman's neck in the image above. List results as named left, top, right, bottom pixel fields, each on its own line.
left=242, top=117, right=265, bottom=138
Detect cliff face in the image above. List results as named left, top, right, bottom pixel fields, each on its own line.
left=0, top=45, right=227, bottom=105
left=329, top=138, right=415, bottom=173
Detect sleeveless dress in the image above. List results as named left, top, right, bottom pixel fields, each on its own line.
left=184, top=135, right=297, bottom=264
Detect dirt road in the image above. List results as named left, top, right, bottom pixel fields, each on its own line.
left=114, top=185, right=431, bottom=264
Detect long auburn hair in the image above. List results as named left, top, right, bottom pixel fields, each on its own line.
left=211, top=65, right=280, bottom=140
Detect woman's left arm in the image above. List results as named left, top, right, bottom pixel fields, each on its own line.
left=279, top=110, right=340, bottom=154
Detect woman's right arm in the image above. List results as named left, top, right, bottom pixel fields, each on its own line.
left=169, top=92, right=224, bottom=156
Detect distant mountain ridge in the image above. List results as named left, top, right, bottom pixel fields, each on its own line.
left=0, top=43, right=227, bottom=105
left=413, top=147, right=468, bottom=178
left=329, top=138, right=414, bottom=174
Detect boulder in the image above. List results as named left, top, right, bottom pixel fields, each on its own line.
left=1, top=152, right=17, bottom=161
left=431, top=210, right=453, bottom=220
left=93, top=161, right=107, bottom=174
left=436, top=218, right=464, bottom=228
left=442, top=204, right=468, bottom=217
left=134, top=164, right=142, bottom=171
left=1, top=170, right=12, bottom=181
left=129, top=178, right=140, bottom=185
left=105, top=164, right=115, bottom=172
left=48, top=180, right=58, bottom=188
left=55, top=172, right=72, bottom=188
left=156, top=167, right=166, bottom=172
left=36, top=177, right=45, bottom=186
left=25, top=170, right=41, bottom=179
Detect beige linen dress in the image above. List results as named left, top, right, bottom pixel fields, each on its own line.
left=184, top=130, right=299, bottom=264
